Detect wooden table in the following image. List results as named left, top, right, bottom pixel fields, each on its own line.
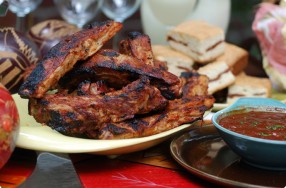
left=0, top=136, right=222, bottom=187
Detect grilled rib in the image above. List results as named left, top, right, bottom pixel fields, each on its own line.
left=94, top=72, right=214, bottom=139
left=119, top=31, right=154, bottom=66
left=29, top=77, right=168, bottom=136
left=180, top=71, right=209, bottom=97
left=19, top=20, right=122, bottom=98
left=119, top=32, right=168, bottom=70
left=60, top=49, right=182, bottom=99
left=52, top=72, right=214, bottom=139
left=96, top=95, right=214, bottom=139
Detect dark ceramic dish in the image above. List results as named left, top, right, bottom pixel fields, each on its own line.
left=170, top=125, right=286, bottom=188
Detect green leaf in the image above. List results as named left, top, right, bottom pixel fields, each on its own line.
left=250, top=122, right=259, bottom=126
left=266, top=125, right=285, bottom=130
left=258, top=132, right=272, bottom=137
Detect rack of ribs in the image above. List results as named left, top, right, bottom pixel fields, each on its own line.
left=84, top=73, right=214, bottom=139
left=19, top=21, right=214, bottom=140
left=19, top=20, right=122, bottom=99
left=29, top=77, right=169, bottom=137
left=59, top=49, right=181, bottom=99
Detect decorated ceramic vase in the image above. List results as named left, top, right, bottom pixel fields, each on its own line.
left=0, top=27, right=39, bottom=93
left=27, top=19, right=80, bottom=57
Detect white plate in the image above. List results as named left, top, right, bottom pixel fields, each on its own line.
left=14, top=94, right=200, bottom=155
left=212, top=90, right=286, bottom=111
left=213, top=100, right=286, bottom=112
left=212, top=103, right=229, bottom=111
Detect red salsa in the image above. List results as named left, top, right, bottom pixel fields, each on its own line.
left=219, top=110, right=286, bottom=141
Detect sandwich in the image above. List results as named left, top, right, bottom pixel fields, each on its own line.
left=216, top=42, right=249, bottom=75
left=227, top=72, right=272, bottom=104
left=198, top=61, right=235, bottom=95
left=152, top=45, right=194, bottom=76
left=167, top=20, right=225, bottom=64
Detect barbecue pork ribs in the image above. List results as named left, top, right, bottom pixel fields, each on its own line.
left=59, top=49, right=181, bottom=99
left=19, top=20, right=122, bottom=99
left=19, top=21, right=214, bottom=139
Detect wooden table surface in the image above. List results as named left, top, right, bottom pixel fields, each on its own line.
left=0, top=134, right=222, bottom=187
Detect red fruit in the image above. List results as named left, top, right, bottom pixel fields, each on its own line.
left=0, top=83, right=19, bottom=169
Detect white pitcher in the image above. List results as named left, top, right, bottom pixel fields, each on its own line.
left=140, top=0, right=231, bottom=45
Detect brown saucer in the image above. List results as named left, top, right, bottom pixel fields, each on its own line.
left=170, top=125, right=286, bottom=188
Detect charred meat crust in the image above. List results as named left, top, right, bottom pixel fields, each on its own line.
left=47, top=73, right=214, bottom=139
left=29, top=77, right=168, bottom=136
left=96, top=96, right=214, bottom=139
left=84, top=96, right=214, bottom=139
left=22, top=21, right=214, bottom=140
left=94, top=74, right=215, bottom=139
left=60, top=49, right=182, bottom=99
left=119, top=31, right=154, bottom=66
left=120, top=31, right=168, bottom=74
left=19, top=20, right=123, bottom=99
left=119, top=31, right=168, bottom=71
left=180, top=71, right=209, bottom=97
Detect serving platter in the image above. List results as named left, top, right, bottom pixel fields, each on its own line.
left=14, top=94, right=198, bottom=155
left=170, top=125, right=286, bottom=188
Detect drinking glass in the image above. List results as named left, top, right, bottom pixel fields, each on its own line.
left=101, top=0, right=142, bottom=23
left=53, top=0, right=103, bottom=28
left=7, top=0, right=43, bottom=32
left=101, top=0, right=142, bottom=48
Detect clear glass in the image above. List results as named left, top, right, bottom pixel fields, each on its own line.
left=101, top=0, right=142, bottom=48
left=53, top=0, right=103, bottom=28
left=7, top=0, right=43, bottom=32
left=8, top=0, right=42, bottom=17
left=101, top=0, right=142, bottom=22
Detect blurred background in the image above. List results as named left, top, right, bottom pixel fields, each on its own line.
left=0, top=0, right=274, bottom=77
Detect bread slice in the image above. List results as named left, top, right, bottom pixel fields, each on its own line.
left=216, top=42, right=248, bottom=75
left=227, top=72, right=272, bottom=103
left=167, top=20, right=225, bottom=63
left=198, top=61, right=235, bottom=94
left=152, top=45, right=194, bottom=76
